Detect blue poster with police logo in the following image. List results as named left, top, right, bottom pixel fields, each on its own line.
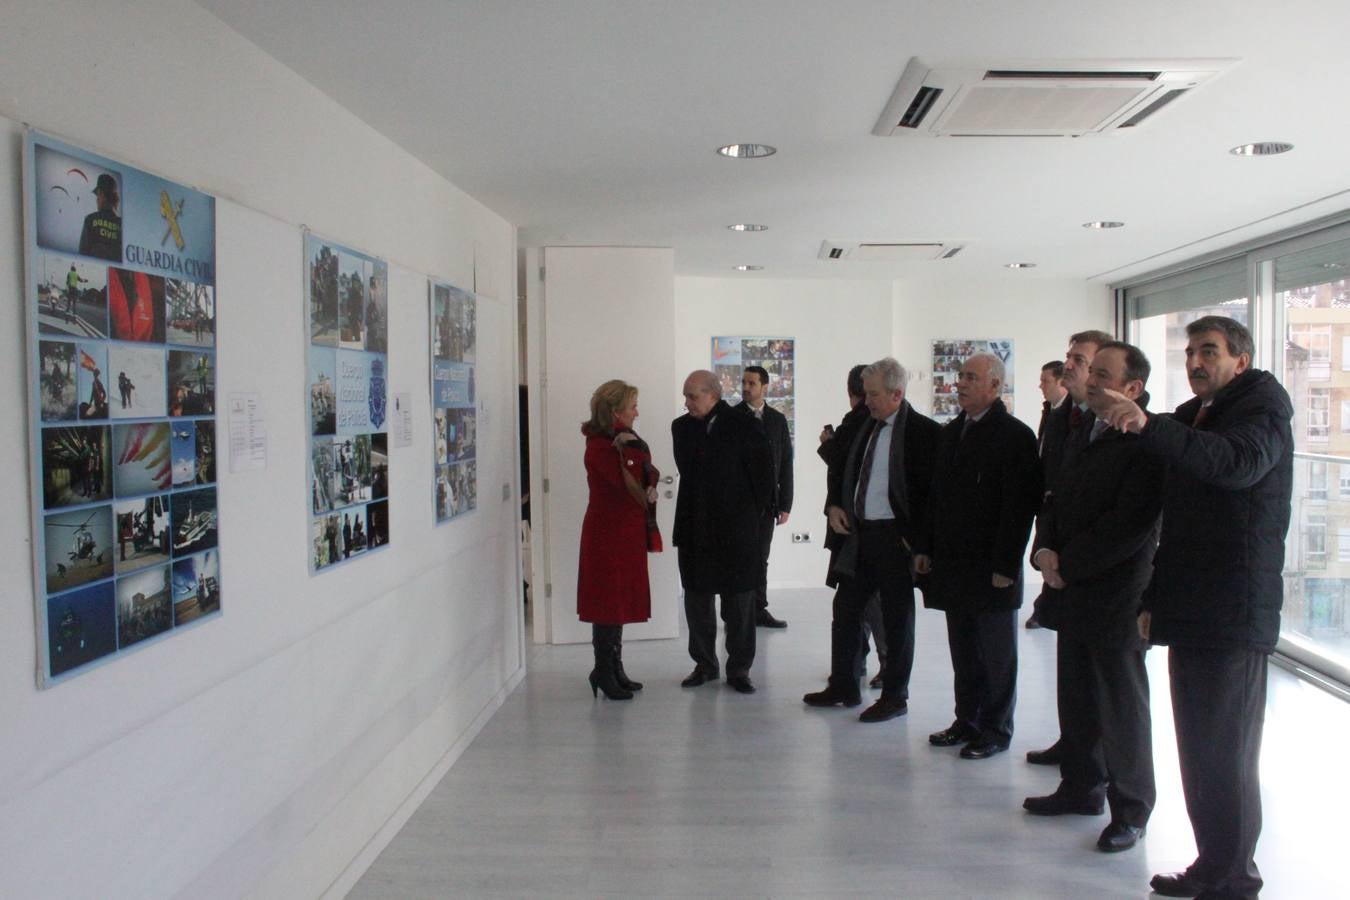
left=24, top=130, right=220, bottom=687
left=305, top=233, right=390, bottom=571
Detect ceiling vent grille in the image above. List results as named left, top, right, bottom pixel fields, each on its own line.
left=818, top=241, right=964, bottom=262
left=873, top=57, right=1236, bottom=138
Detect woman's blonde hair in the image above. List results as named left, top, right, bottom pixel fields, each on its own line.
left=581, top=379, right=638, bottom=437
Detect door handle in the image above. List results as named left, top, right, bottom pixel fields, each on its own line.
left=661, top=475, right=675, bottom=484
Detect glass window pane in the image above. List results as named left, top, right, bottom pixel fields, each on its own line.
left=1281, top=260, right=1350, bottom=674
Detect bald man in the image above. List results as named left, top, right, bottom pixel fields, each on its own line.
left=672, top=370, right=773, bottom=693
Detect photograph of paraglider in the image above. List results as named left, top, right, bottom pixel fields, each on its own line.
left=25, top=130, right=221, bottom=685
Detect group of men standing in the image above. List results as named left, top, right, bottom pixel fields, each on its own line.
left=668, top=315, right=1291, bottom=899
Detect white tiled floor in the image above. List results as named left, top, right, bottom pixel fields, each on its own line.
left=351, top=587, right=1350, bottom=898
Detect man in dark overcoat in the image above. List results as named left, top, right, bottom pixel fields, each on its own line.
left=1098, top=316, right=1293, bottom=900
left=735, top=365, right=793, bottom=628
left=672, top=370, right=772, bottom=693
left=917, top=352, right=1041, bottom=759
left=1024, top=341, right=1162, bottom=854
left=803, top=358, right=939, bottom=718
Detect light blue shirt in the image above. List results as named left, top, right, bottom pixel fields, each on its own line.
left=860, top=408, right=900, bottom=521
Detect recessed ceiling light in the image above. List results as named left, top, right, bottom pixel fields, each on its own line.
left=733, top=265, right=763, bottom=272
left=1005, top=262, right=1036, bottom=269
left=1321, top=262, right=1346, bottom=270
left=727, top=223, right=769, bottom=232
left=717, top=143, right=777, bottom=159
left=1229, top=142, right=1294, bottom=157
left=1083, top=221, right=1125, bottom=229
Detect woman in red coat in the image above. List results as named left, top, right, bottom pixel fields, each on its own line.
left=578, top=379, right=661, bottom=699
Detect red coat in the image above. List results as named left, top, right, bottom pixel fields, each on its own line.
left=577, top=433, right=652, bottom=624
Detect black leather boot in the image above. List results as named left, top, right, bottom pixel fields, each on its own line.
left=612, top=625, right=642, bottom=691
left=589, top=625, right=632, bottom=700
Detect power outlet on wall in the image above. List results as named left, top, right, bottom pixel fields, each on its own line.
left=791, top=532, right=811, bottom=544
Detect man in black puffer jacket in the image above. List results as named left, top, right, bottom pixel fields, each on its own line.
left=1099, top=316, right=1293, bottom=900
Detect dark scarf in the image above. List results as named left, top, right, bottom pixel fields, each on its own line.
left=615, top=426, right=663, bottom=552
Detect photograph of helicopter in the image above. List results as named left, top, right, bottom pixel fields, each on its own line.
left=43, top=505, right=114, bottom=592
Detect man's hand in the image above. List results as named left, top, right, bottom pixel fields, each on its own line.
left=992, top=573, right=1015, bottom=589
left=777, top=511, right=790, bottom=526
left=1099, top=388, right=1148, bottom=434
left=613, top=432, right=637, bottom=446
left=913, top=554, right=931, bottom=574
left=818, top=426, right=833, bottom=445
left=646, top=486, right=658, bottom=503
left=1034, top=548, right=1065, bottom=589
left=1137, top=611, right=1152, bottom=641
left=826, top=505, right=851, bottom=535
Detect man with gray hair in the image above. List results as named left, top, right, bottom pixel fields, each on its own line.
left=804, top=357, right=940, bottom=720
left=917, top=352, right=1041, bottom=758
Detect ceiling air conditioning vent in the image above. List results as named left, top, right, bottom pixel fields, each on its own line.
left=873, top=57, right=1236, bottom=138
left=818, top=241, right=964, bottom=263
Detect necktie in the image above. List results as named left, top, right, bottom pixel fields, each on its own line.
left=1193, top=405, right=1210, bottom=428
left=854, top=421, right=887, bottom=520
left=1089, top=419, right=1109, bottom=443
left=1069, top=405, right=1083, bottom=430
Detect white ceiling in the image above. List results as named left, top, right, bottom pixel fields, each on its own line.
left=197, top=0, right=1350, bottom=283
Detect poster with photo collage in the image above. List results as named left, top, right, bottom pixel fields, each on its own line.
left=711, top=337, right=795, bottom=437
left=24, top=131, right=220, bottom=686
left=430, top=280, right=477, bottom=523
left=306, top=234, right=390, bottom=571
left=930, top=338, right=1015, bottom=423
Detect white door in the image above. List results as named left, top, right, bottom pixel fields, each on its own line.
left=531, top=246, right=680, bottom=644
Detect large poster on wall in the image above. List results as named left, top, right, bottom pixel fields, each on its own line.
left=711, top=336, right=795, bottom=436
left=305, top=234, right=390, bottom=571
left=430, top=280, right=477, bottom=522
left=930, top=338, right=1015, bottom=423
left=24, top=130, right=220, bottom=686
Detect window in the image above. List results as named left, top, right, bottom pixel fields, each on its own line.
left=1307, top=512, right=1327, bottom=570
left=1310, top=460, right=1328, bottom=500
left=1289, top=324, right=1331, bottom=380
left=1338, top=528, right=1350, bottom=563
left=1308, top=388, right=1331, bottom=444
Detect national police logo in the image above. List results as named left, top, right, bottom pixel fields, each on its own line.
left=368, top=357, right=386, bottom=428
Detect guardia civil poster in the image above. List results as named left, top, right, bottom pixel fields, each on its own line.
left=430, top=280, right=477, bottom=523
left=306, top=234, right=391, bottom=571
left=24, top=130, right=220, bottom=686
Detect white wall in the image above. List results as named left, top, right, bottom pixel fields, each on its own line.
left=674, top=277, right=894, bottom=588
left=0, top=3, right=520, bottom=898
left=892, top=274, right=1115, bottom=429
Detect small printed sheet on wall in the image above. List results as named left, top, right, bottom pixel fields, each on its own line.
left=930, top=339, right=1015, bottom=423
left=24, top=130, right=220, bottom=686
left=711, top=337, right=795, bottom=436
left=430, top=280, right=477, bottom=523
left=306, top=234, right=390, bottom=571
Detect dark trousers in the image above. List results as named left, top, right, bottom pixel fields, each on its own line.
left=829, top=520, right=915, bottom=701
left=685, top=588, right=756, bottom=679
left=1057, top=633, right=1155, bottom=826
left=754, top=513, right=775, bottom=612
left=944, top=607, right=1017, bottom=744
left=1169, top=646, right=1267, bottom=898
left=854, top=592, right=886, bottom=677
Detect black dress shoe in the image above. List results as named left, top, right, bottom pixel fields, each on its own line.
left=1096, top=821, right=1144, bottom=853
left=868, top=671, right=885, bottom=690
left=1150, top=871, right=1210, bottom=897
left=680, top=668, right=718, bottom=688
left=755, top=610, right=787, bottom=628
left=959, top=738, right=1009, bottom=759
left=858, top=698, right=908, bottom=722
left=1025, top=742, right=1063, bottom=766
left=727, top=675, right=756, bottom=694
left=803, top=684, right=862, bottom=708
left=1023, top=789, right=1105, bottom=816
left=928, top=723, right=978, bottom=746
left=1024, top=612, right=1042, bottom=629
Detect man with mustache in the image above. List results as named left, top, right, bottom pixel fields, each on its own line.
left=1098, top=316, right=1293, bottom=899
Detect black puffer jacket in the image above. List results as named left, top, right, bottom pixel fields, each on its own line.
left=1140, top=369, right=1294, bottom=653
